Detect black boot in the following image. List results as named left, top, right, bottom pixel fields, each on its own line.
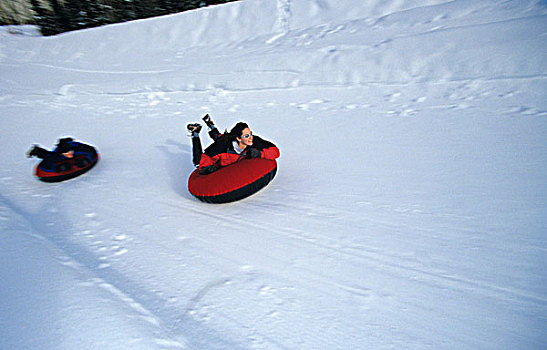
left=202, top=114, right=215, bottom=129
left=187, top=123, right=202, bottom=137
left=202, top=114, right=221, bottom=140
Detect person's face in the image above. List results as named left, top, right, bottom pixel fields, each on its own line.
left=63, top=150, right=74, bottom=158
left=237, top=127, right=253, bottom=148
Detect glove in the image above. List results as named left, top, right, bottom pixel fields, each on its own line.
left=199, top=165, right=218, bottom=175
left=246, top=147, right=261, bottom=159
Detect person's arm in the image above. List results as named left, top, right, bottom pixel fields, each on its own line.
left=252, top=136, right=280, bottom=160
left=198, top=139, right=228, bottom=174
left=261, top=145, right=280, bottom=160
left=198, top=153, right=218, bottom=175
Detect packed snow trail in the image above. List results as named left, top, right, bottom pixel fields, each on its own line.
left=1, top=0, right=546, bottom=349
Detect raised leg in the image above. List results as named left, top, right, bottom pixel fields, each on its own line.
left=191, top=136, right=203, bottom=167
left=27, top=145, right=52, bottom=159
left=203, top=114, right=221, bottom=141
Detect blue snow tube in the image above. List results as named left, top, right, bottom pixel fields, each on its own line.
left=35, top=142, right=99, bottom=182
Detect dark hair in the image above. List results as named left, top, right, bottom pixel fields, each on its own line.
left=56, top=137, right=74, bottom=153
left=229, top=122, right=249, bottom=139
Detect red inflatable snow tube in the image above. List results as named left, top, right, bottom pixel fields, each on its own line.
left=188, top=158, right=277, bottom=203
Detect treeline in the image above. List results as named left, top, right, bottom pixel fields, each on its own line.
left=1, top=0, right=238, bottom=36
left=0, top=0, right=34, bottom=25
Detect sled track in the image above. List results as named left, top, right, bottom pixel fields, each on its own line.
left=162, top=196, right=547, bottom=310
left=0, top=193, right=247, bottom=350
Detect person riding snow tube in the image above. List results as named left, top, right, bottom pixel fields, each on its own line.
left=187, top=115, right=280, bottom=203
left=27, top=137, right=99, bottom=182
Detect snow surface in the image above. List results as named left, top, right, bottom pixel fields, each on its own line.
left=1, top=0, right=546, bottom=349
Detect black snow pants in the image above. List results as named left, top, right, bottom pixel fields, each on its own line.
left=192, top=128, right=221, bottom=167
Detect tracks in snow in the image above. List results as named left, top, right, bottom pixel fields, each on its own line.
left=161, top=194, right=547, bottom=315
left=0, top=192, right=247, bottom=349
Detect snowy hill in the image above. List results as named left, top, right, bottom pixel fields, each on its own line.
left=1, top=0, right=546, bottom=349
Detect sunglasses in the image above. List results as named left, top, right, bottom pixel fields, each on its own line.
left=241, top=133, right=253, bottom=139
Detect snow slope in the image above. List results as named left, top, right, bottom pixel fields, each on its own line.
left=1, top=0, right=546, bottom=349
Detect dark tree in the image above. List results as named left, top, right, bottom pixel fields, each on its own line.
left=30, top=0, right=61, bottom=35
left=31, top=0, right=240, bottom=36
